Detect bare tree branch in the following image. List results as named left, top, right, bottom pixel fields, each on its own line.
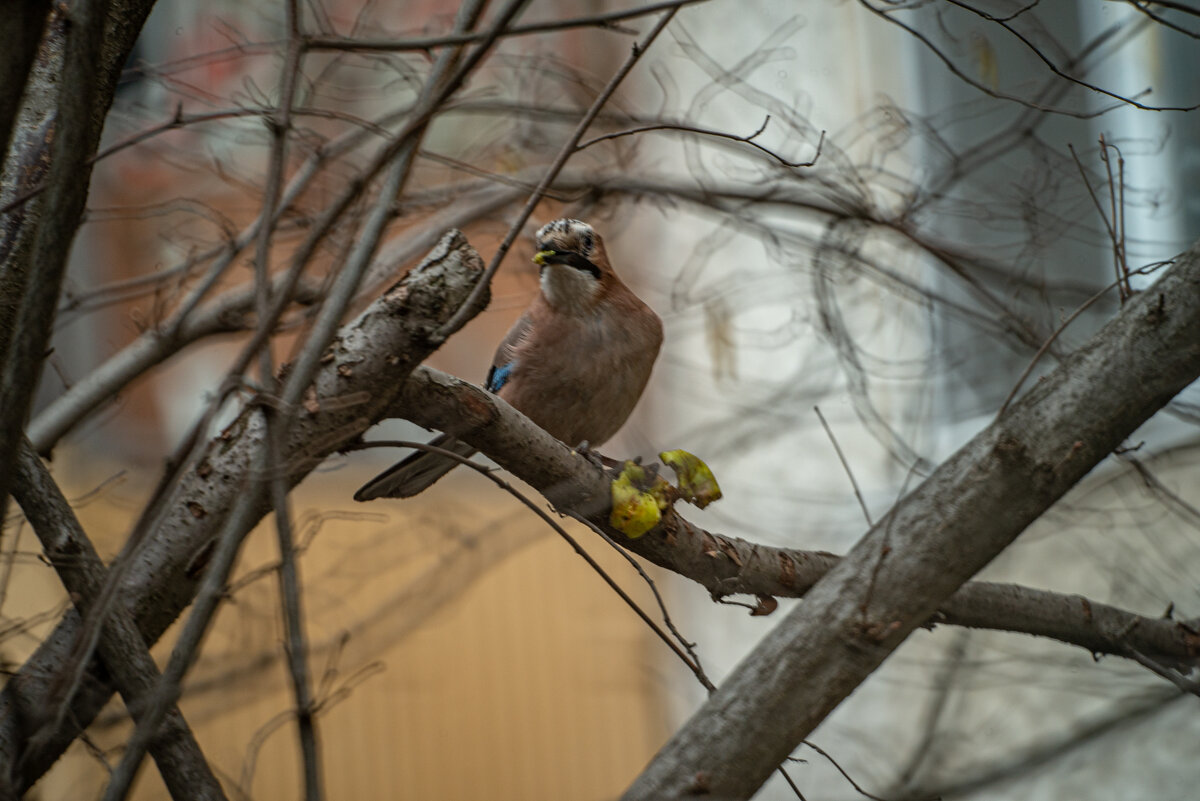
left=387, top=366, right=1200, bottom=667
left=4, top=1, right=1200, bottom=795
left=28, top=276, right=323, bottom=452
left=253, top=2, right=323, bottom=798
left=0, top=230, right=485, bottom=793
left=943, top=0, right=1199, bottom=111
left=0, top=0, right=49, bottom=163
left=621, top=241, right=1200, bottom=798
left=0, top=0, right=112, bottom=527
left=1123, top=0, right=1200, bottom=39
left=11, top=439, right=227, bottom=801
left=433, top=2, right=684, bottom=340
left=901, top=689, right=1184, bottom=800
left=858, top=0, right=1162, bottom=117
left=3, top=227, right=1200, bottom=793
left=0, top=0, right=157, bottom=518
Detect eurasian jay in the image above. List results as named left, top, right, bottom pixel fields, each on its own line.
left=355, top=218, right=663, bottom=500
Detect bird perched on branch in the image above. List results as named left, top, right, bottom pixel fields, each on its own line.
left=355, top=218, right=663, bottom=501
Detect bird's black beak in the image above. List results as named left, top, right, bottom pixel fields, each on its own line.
left=533, top=249, right=600, bottom=279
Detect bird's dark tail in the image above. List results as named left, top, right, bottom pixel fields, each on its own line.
left=353, top=434, right=478, bottom=500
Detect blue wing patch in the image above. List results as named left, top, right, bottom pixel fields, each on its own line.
left=487, top=361, right=515, bottom=392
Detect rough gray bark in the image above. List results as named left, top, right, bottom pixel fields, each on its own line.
left=388, top=366, right=1200, bottom=665
left=0, top=0, right=110, bottom=524
left=11, top=439, right=227, bottom=801
left=0, top=231, right=484, bottom=792
left=0, top=0, right=49, bottom=162
left=6, top=230, right=1198, bottom=796
left=620, top=243, right=1200, bottom=799
left=0, top=0, right=157, bottom=524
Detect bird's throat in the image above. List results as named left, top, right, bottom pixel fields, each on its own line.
left=540, top=263, right=600, bottom=313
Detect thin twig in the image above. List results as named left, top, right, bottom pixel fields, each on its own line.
left=0, top=521, right=24, bottom=617
left=1068, top=142, right=1125, bottom=273
left=776, top=764, right=809, bottom=800
left=907, top=690, right=1181, bottom=799
left=305, top=0, right=710, bottom=52
left=77, top=6, right=515, bottom=741
left=254, top=3, right=325, bottom=799
left=417, top=148, right=575, bottom=201
left=1120, top=454, right=1200, bottom=529
left=1123, top=648, right=1200, bottom=697
left=574, top=513, right=714, bottom=691
left=350, top=440, right=714, bottom=691
left=1114, top=139, right=1130, bottom=298
left=814, top=406, right=872, bottom=526
left=1122, top=0, right=1200, bottom=38
left=576, top=115, right=824, bottom=168
left=800, top=740, right=898, bottom=801
left=434, top=1, right=691, bottom=340
left=100, top=1, right=516, bottom=794
left=996, top=259, right=1170, bottom=418
left=30, top=276, right=322, bottom=453
left=889, top=632, right=969, bottom=795
left=942, top=0, right=1198, bottom=111
left=1097, top=134, right=1131, bottom=302
left=54, top=95, right=422, bottom=323
left=858, top=0, right=1154, bottom=119
left=0, top=106, right=391, bottom=218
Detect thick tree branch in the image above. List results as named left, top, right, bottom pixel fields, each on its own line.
left=0, top=0, right=157, bottom=519
left=11, top=439, right=227, bottom=801
left=388, top=366, right=1200, bottom=666
left=621, top=241, right=1200, bottom=797
left=0, top=0, right=49, bottom=162
left=0, top=231, right=485, bottom=792
left=6, top=230, right=1199, bottom=795
left=0, top=0, right=111, bottom=527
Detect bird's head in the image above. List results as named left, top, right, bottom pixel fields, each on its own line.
left=532, top=218, right=612, bottom=311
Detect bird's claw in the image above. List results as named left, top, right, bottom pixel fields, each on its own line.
left=574, top=440, right=620, bottom=472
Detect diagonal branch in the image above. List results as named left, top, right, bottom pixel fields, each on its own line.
left=621, top=239, right=1200, bottom=797
left=303, top=0, right=710, bottom=52
left=11, top=439, right=227, bottom=800
left=389, top=366, right=1200, bottom=666
left=5, top=231, right=1199, bottom=797
left=0, top=230, right=486, bottom=793
left=0, top=0, right=111, bottom=528
left=0, top=0, right=49, bottom=162
left=0, top=0, right=157, bottom=527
